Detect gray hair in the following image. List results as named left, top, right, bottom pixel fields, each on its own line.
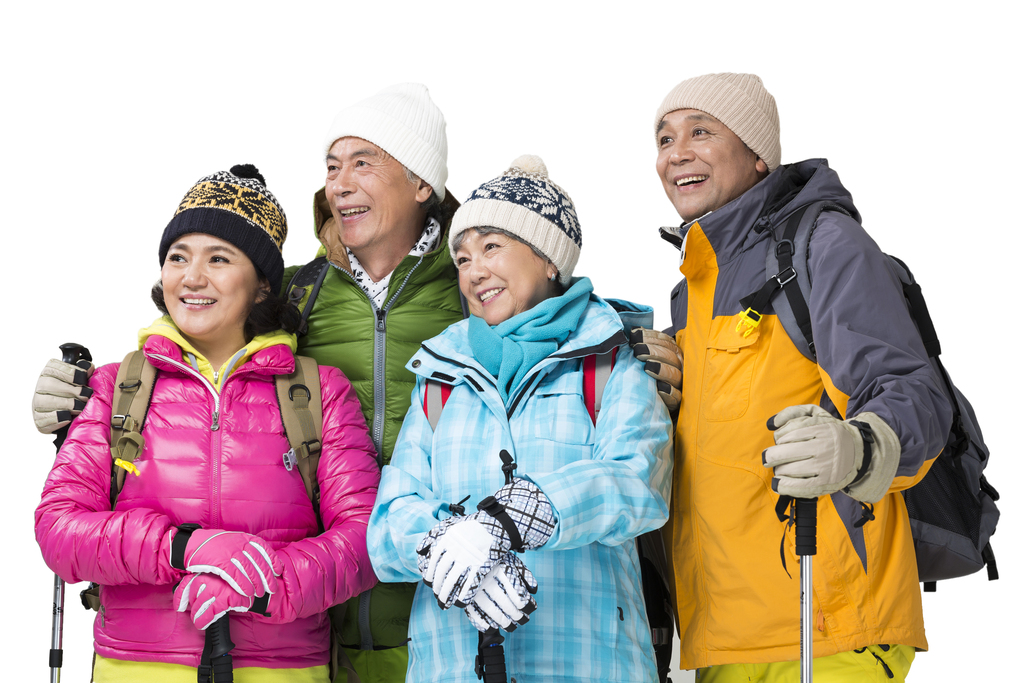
left=404, top=166, right=450, bottom=226
left=450, top=226, right=553, bottom=262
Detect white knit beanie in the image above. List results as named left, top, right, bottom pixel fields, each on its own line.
left=449, top=155, right=581, bottom=285
left=655, top=73, right=781, bottom=172
left=322, top=83, right=448, bottom=200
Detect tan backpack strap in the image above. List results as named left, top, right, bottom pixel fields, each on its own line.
left=110, top=351, right=156, bottom=503
left=276, top=356, right=324, bottom=528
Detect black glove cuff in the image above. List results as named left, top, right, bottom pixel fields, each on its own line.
left=477, top=496, right=524, bottom=552
left=170, top=523, right=202, bottom=570
left=846, top=421, right=874, bottom=490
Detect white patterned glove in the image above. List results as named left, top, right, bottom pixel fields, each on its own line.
left=763, top=405, right=901, bottom=503
left=416, top=477, right=555, bottom=609
left=465, top=553, right=538, bottom=633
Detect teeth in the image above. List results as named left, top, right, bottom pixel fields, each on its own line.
left=183, top=298, right=215, bottom=305
left=479, top=288, right=504, bottom=302
left=677, top=175, right=708, bottom=186
left=340, top=207, right=369, bottom=216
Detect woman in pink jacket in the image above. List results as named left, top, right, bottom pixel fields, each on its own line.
left=35, top=165, right=380, bottom=683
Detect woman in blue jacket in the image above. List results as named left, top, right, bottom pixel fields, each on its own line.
left=367, top=155, right=673, bottom=683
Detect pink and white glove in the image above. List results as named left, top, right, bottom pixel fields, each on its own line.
left=169, top=527, right=282, bottom=599
left=174, top=574, right=252, bottom=630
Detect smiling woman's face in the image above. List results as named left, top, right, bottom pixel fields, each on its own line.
left=160, top=232, right=264, bottom=353
left=455, top=229, right=559, bottom=326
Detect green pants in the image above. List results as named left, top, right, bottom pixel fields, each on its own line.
left=336, top=646, right=408, bottom=683
left=695, top=644, right=914, bottom=683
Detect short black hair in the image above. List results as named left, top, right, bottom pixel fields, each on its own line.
left=151, top=279, right=301, bottom=340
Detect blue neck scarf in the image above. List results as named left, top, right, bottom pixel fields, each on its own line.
left=468, top=277, right=594, bottom=405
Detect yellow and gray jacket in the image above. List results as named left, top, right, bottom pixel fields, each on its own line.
left=661, top=158, right=951, bottom=668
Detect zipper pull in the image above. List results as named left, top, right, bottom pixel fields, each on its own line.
left=211, top=411, right=220, bottom=431
left=376, top=310, right=386, bottom=332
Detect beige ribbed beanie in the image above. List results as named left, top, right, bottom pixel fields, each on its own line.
left=655, top=73, right=781, bottom=172
left=323, top=83, right=448, bottom=200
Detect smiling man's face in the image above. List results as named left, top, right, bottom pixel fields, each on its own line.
left=324, top=137, right=433, bottom=259
left=656, top=109, right=768, bottom=222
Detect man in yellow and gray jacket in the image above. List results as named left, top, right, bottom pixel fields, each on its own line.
left=653, top=73, right=951, bottom=682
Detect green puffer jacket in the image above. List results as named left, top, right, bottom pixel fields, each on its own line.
left=282, top=188, right=463, bottom=652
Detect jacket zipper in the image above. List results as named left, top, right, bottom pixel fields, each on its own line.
left=151, top=353, right=224, bottom=525
left=151, top=354, right=221, bottom=428
left=372, top=259, right=424, bottom=464
left=332, top=257, right=425, bottom=652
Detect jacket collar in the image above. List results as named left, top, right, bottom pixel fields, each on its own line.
left=411, top=295, right=628, bottom=387
left=140, top=317, right=296, bottom=384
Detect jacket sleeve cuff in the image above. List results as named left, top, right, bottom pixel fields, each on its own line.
left=844, top=411, right=901, bottom=503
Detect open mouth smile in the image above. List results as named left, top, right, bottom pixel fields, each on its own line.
left=338, top=206, right=369, bottom=217
left=479, top=288, right=505, bottom=304
left=676, top=175, right=708, bottom=187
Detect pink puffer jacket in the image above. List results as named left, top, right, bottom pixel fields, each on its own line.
left=35, top=334, right=380, bottom=669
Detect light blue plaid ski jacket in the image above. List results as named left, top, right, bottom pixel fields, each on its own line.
left=367, top=294, right=673, bottom=683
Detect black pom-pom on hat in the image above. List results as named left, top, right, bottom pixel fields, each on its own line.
left=230, top=163, right=266, bottom=187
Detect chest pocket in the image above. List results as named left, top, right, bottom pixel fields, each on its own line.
left=701, top=316, right=761, bottom=422
left=516, top=369, right=594, bottom=448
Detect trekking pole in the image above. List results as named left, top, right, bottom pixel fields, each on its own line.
left=795, top=497, right=817, bottom=683
left=49, top=343, right=92, bottom=683
left=198, top=616, right=235, bottom=683
left=475, top=629, right=507, bottom=683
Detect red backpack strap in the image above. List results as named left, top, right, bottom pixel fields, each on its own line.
left=424, top=379, right=453, bottom=431
left=583, top=350, right=617, bottom=425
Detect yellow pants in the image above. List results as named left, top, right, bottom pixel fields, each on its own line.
left=695, top=645, right=914, bottom=683
left=93, top=654, right=329, bottom=683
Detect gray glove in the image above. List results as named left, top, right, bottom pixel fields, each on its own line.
left=33, top=359, right=95, bottom=434
left=629, top=328, right=682, bottom=412
left=763, top=405, right=901, bottom=503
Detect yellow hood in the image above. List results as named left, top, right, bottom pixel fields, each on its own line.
left=138, top=316, right=297, bottom=392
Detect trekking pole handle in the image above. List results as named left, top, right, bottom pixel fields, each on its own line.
left=208, top=616, right=235, bottom=659
left=795, top=498, right=817, bottom=557
left=52, top=343, right=93, bottom=451
left=60, top=343, right=93, bottom=367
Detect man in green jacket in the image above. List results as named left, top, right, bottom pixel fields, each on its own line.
left=284, top=83, right=463, bottom=682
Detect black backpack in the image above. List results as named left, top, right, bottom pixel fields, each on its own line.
left=741, top=200, right=1000, bottom=591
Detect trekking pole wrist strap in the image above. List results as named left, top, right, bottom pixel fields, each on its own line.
left=845, top=420, right=874, bottom=490
left=170, top=523, right=202, bottom=570
left=477, top=497, right=524, bottom=552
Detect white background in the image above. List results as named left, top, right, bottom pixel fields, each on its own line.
left=3, top=1, right=1020, bottom=680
